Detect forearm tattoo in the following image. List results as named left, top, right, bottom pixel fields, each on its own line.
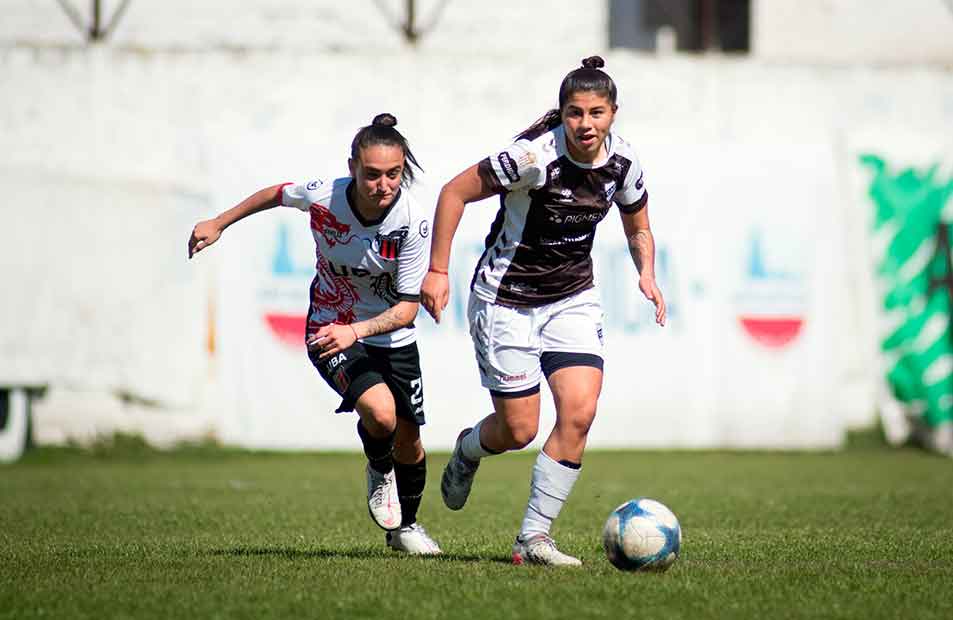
left=359, top=304, right=412, bottom=338
left=627, top=229, right=655, bottom=276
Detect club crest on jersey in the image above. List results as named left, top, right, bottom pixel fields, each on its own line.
left=375, top=226, right=409, bottom=260
left=604, top=181, right=617, bottom=201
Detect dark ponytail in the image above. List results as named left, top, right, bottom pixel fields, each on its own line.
left=350, top=113, right=422, bottom=187
left=515, top=56, right=618, bottom=140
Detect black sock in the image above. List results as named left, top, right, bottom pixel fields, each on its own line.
left=394, top=457, right=426, bottom=526
left=356, top=420, right=394, bottom=474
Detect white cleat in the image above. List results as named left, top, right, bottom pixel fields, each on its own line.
left=441, top=428, right=480, bottom=510
left=366, top=464, right=401, bottom=531
left=386, top=523, right=443, bottom=555
left=511, top=534, right=582, bottom=567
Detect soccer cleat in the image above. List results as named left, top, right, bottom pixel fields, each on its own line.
left=511, top=533, right=582, bottom=567
left=366, top=464, right=401, bottom=531
left=441, top=428, right=480, bottom=510
left=386, top=523, right=443, bottom=555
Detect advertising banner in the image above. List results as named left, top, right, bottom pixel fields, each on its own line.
left=216, top=141, right=847, bottom=450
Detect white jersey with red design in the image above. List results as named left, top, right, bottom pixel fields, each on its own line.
left=280, top=177, right=430, bottom=348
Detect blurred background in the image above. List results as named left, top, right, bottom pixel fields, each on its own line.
left=1, top=0, right=951, bottom=461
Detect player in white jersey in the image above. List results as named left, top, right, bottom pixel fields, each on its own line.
left=188, top=114, right=441, bottom=555
left=421, top=57, right=666, bottom=566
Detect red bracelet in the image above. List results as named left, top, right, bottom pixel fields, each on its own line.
left=349, top=324, right=359, bottom=340
left=428, top=267, right=449, bottom=275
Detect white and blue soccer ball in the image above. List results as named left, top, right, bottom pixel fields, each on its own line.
left=602, top=498, right=682, bottom=571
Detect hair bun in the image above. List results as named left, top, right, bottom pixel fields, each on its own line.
left=581, top=56, right=605, bottom=70
left=372, top=113, right=397, bottom=128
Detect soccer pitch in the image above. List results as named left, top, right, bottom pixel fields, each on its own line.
left=3, top=436, right=952, bottom=620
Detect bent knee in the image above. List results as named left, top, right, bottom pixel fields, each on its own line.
left=505, top=422, right=539, bottom=450
left=556, top=405, right=598, bottom=437
left=355, top=389, right=398, bottom=434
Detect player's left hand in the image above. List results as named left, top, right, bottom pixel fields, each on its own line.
left=307, top=323, right=359, bottom=360
left=188, top=219, right=222, bottom=259
left=639, top=275, right=666, bottom=327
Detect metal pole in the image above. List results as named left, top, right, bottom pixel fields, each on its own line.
left=103, top=0, right=133, bottom=39
left=405, top=0, right=418, bottom=43
left=55, top=0, right=87, bottom=39
left=91, top=0, right=102, bottom=40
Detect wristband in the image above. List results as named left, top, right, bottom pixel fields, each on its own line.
left=428, top=267, right=449, bottom=275
left=349, top=324, right=359, bottom=340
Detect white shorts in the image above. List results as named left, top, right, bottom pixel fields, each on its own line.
left=467, top=287, right=605, bottom=396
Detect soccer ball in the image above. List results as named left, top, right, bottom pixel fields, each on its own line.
left=602, top=498, right=681, bottom=571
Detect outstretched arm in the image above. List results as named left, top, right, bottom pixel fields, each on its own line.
left=188, top=184, right=287, bottom=258
left=620, top=203, right=666, bottom=326
left=307, top=301, right=420, bottom=360
left=420, top=164, right=497, bottom=323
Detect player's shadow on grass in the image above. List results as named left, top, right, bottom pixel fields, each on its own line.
left=210, top=546, right=502, bottom=563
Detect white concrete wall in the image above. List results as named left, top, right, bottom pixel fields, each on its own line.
left=0, top=0, right=606, bottom=54
left=753, top=0, right=953, bottom=64
left=3, top=0, right=952, bottom=448
left=4, top=0, right=950, bottom=64
left=2, top=41, right=951, bottom=448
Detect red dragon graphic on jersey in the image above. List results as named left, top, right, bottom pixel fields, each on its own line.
left=306, top=255, right=358, bottom=338
left=310, top=203, right=356, bottom=247
left=305, top=204, right=359, bottom=338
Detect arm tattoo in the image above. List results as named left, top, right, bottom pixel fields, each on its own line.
left=627, top=229, right=655, bottom=276
left=358, top=303, right=413, bottom=338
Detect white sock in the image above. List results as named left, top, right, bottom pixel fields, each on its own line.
left=460, top=419, right=496, bottom=462
left=519, top=451, right=581, bottom=539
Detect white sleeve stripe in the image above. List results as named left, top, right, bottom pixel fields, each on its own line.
left=277, top=182, right=294, bottom=206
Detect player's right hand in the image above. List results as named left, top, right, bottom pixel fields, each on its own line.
left=420, top=271, right=450, bottom=323
left=188, top=219, right=222, bottom=259
left=639, top=275, right=666, bottom=327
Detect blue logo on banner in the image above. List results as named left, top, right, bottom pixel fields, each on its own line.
left=417, top=242, right=682, bottom=335
left=260, top=221, right=313, bottom=347
left=272, top=222, right=312, bottom=277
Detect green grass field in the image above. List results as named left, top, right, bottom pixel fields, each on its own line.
left=3, top=434, right=953, bottom=620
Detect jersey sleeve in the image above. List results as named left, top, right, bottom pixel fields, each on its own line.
left=394, top=206, right=431, bottom=301
left=280, top=179, right=327, bottom=211
left=476, top=141, right=544, bottom=194
left=614, top=155, right=648, bottom=214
